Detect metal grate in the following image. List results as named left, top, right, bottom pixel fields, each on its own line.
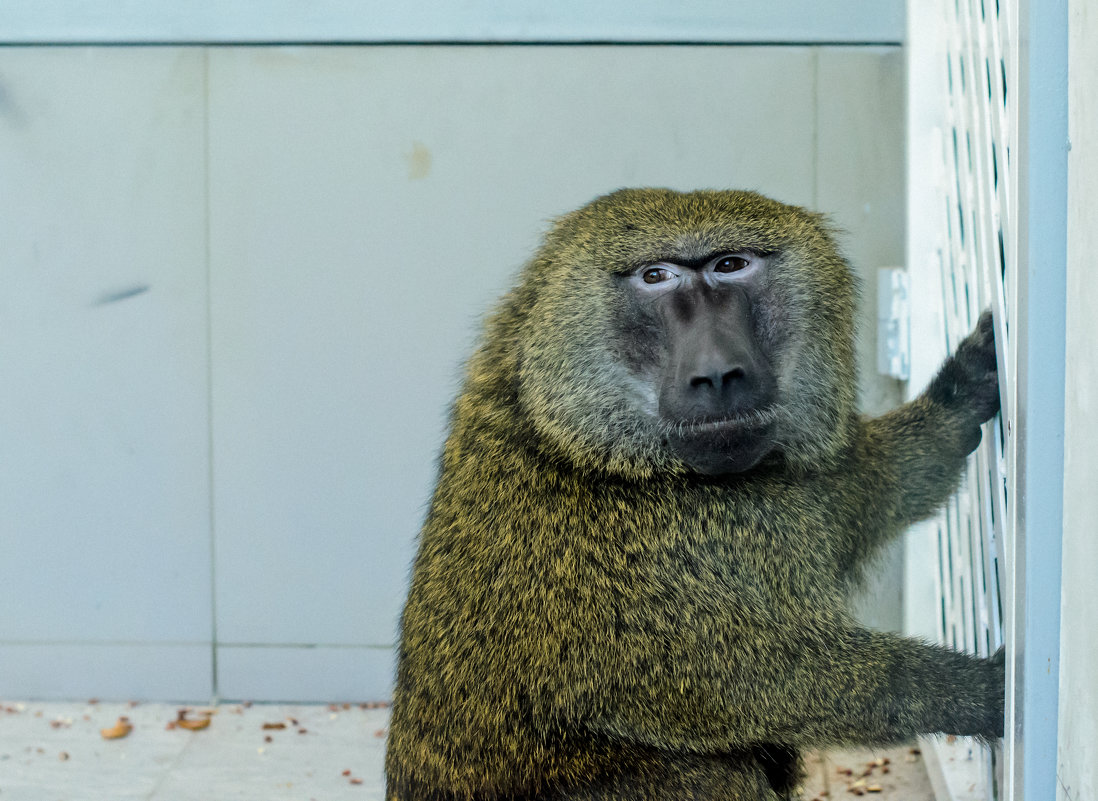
left=927, top=0, right=1017, bottom=797
left=934, top=0, right=1013, bottom=651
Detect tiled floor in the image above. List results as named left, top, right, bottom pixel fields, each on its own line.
left=0, top=701, right=934, bottom=800
left=801, top=745, right=935, bottom=800
left=0, top=701, right=389, bottom=800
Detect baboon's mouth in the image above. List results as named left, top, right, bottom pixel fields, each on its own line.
left=662, top=407, right=779, bottom=475
left=670, top=406, right=780, bottom=434
left=683, top=416, right=757, bottom=433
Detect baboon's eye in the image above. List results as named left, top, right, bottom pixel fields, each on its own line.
left=642, top=267, right=675, bottom=284
left=714, top=255, right=751, bottom=273
left=628, top=263, right=681, bottom=291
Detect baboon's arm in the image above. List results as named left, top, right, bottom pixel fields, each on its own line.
left=842, top=312, right=999, bottom=552
left=570, top=623, right=1003, bottom=750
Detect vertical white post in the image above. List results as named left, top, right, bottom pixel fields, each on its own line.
left=1006, top=0, right=1068, bottom=798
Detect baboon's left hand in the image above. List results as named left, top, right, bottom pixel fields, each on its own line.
left=951, top=310, right=1000, bottom=423
left=926, top=311, right=1000, bottom=453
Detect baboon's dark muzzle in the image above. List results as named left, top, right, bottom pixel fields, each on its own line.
left=657, top=285, right=776, bottom=424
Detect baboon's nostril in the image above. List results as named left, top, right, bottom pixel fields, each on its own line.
left=721, top=367, right=746, bottom=388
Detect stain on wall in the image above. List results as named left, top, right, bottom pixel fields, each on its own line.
left=404, top=141, right=431, bottom=180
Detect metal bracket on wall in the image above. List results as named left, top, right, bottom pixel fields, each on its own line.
left=877, top=267, right=910, bottom=381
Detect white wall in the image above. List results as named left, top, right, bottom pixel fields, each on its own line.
left=1058, top=1, right=1098, bottom=796
left=0, top=45, right=904, bottom=702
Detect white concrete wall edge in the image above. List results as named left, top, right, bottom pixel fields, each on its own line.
left=0, top=0, right=904, bottom=45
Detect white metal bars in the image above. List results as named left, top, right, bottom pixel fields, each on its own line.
left=932, top=2, right=1014, bottom=794
left=934, top=0, right=1013, bottom=668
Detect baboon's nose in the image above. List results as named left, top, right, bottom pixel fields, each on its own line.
left=678, top=360, right=766, bottom=419
left=688, top=366, right=748, bottom=393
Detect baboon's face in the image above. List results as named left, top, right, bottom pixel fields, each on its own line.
left=616, top=250, right=779, bottom=475
left=518, top=189, right=856, bottom=478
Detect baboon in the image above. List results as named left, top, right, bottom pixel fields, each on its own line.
left=385, top=189, right=1004, bottom=801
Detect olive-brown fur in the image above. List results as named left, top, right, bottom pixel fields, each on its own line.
left=385, top=189, right=1004, bottom=801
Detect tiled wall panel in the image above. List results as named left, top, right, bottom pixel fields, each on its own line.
left=0, top=48, right=212, bottom=699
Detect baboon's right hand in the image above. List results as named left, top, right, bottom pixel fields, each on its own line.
left=978, top=646, right=1007, bottom=740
